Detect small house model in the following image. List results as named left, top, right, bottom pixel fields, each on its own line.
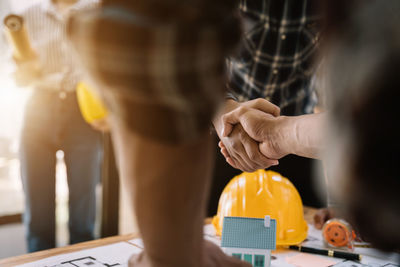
left=221, top=216, right=276, bottom=267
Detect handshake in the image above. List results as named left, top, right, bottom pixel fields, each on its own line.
left=214, top=98, right=322, bottom=172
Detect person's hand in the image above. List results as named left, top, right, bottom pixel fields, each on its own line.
left=128, top=240, right=252, bottom=267
left=222, top=106, right=292, bottom=160
left=214, top=99, right=281, bottom=172
left=218, top=124, right=278, bottom=171
left=12, top=58, right=41, bottom=87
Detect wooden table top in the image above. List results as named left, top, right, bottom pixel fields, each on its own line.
left=0, top=207, right=317, bottom=266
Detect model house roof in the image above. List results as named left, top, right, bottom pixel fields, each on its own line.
left=221, top=216, right=276, bottom=250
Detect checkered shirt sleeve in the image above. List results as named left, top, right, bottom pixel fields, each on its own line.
left=228, top=0, right=322, bottom=115
left=67, top=5, right=241, bottom=143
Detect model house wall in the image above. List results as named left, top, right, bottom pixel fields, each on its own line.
left=221, top=216, right=276, bottom=267
left=223, top=247, right=271, bottom=267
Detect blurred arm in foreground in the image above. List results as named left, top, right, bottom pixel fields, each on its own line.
left=68, top=1, right=251, bottom=266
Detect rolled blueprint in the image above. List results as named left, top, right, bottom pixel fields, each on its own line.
left=4, top=14, right=37, bottom=61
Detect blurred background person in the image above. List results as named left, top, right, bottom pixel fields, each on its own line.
left=8, top=0, right=102, bottom=252
left=208, top=0, right=325, bottom=217
left=324, top=0, right=400, bottom=251
left=219, top=0, right=400, bottom=251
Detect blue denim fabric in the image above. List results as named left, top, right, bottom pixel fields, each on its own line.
left=19, top=90, right=102, bottom=252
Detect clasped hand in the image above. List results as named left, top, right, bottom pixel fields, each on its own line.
left=217, top=99, right=292, bottom=172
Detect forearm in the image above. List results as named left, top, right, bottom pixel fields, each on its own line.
left=280, top=113, right=326, bottom=159
left=116, top=129, right=214, bottom=267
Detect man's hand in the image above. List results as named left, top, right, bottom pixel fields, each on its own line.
left=221, top=107, right=293, bottom=160
left=224, top=109, right=326, bottom=159
left=213, top=99, right=280, bottom=172
left=128, top=240, right=252, bottom=267
left=221, top=99, right=280, bottom=137
left=218, top=124, right=278, bottom=171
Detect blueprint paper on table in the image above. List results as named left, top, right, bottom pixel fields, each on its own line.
left=18, top=224, right=399, bottom=267
left=302, top=224, right=400, bottom=266
left=17, top=242, right=142, bottom=267
left=285, top=253, right=337, bottom=267
left=129, top=225, right=399, bottom=267
left=269, top=249, right=342, bottom=267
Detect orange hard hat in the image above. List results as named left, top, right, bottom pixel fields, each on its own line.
left=212, top=170, right=308, bottom=246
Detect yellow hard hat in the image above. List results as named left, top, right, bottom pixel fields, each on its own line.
left=212, top=170, right=308, bottom=246
left=76, top=82, right=108, bottom=124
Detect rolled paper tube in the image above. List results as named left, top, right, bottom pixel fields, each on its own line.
left=4, top=14, right=37, bottom=61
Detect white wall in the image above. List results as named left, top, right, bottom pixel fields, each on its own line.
left=0, top=0, right=11, bottom=50
left=9, top=0, right=43, bottom=13
left=0, top=1, right=33, bottom=141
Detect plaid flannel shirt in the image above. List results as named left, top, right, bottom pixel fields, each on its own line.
left=228, top=0, right=322, bottom=115
left=68, top=4, right=240, bottom=143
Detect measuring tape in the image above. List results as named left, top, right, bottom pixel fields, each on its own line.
left=322, top=218, right=356, bottom=250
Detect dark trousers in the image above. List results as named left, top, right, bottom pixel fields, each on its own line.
left=20, top=90, right=102, bottom=252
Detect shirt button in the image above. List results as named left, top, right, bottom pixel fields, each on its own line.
left=59, top=91, right=67, bottom=99
left=281, top=34, right=286, bottom=40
